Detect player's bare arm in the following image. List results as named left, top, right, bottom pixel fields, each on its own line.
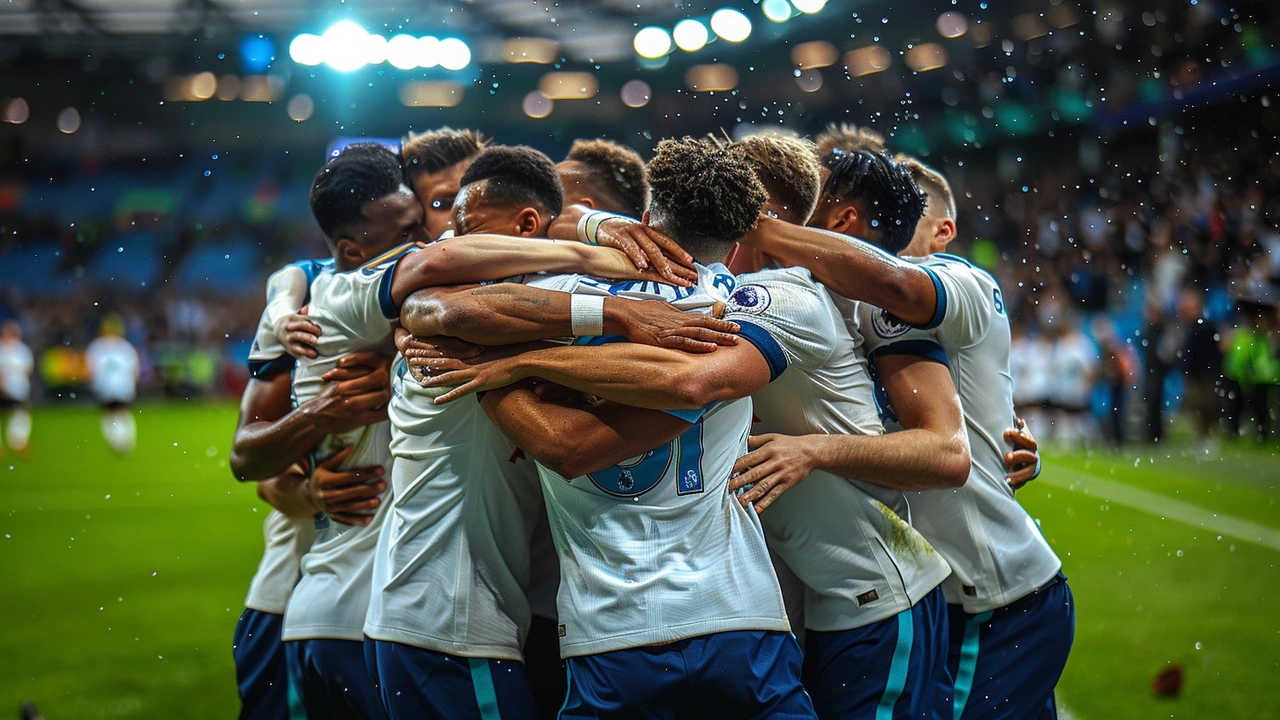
left=546, top=203, right=696, bottom=285
left=399, top=283, right=738, bottom=352
left=229, top=352, right=391, bottom=481
left=739, top=215, right=940, bottom=326
left=388, top=235, right=682, bottom=309
left=731, top=355, right=970, bottom=511
left=422, top=339, right=772, bottom=409
left=478, top=381, right=693, bottom=479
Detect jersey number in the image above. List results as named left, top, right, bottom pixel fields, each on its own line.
left=586, top=424, right=705, bottom=498
left=992, top=288, right=1006, bottom=316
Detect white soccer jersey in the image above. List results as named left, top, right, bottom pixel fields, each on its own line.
left=743, top=267, right=952, bottom=631
left=0, top=338, right=34, bottom=403
left=85, top=336, right=139, bottom=404
left=858, top=253, right=1061, bottom=614
left=363, top=355, right=543, bottom=661
left=241, top=262, right=329, bottom=615
left=283, top=246, right=409, bottom=642
left=522, top=264, right=792, bottom=658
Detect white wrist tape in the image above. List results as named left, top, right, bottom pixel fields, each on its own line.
left=570, top=294, right=606, bottom=337
left=576, top=210, right=636, bottom=245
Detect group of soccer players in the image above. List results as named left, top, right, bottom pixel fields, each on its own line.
left=227, top=123, right=1075, bottom=720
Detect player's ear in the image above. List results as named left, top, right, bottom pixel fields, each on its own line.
left=577, top=197, right=596, bottom=209
left=334, top=237, right=364, bottom=267
left=516, top=207, right=542, bottom=237
left=936, top=217, right=957, bottom=247
left=829, top=205, right=859, bottom=235
left=641, top=209, right=651, bottom=226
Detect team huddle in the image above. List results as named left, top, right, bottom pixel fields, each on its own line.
left=227, top=125, right=1075, bottom=720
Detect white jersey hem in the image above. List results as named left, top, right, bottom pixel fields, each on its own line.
left=559, top=616, right=790, bottom=658
left=363, top=624, right=524, bottom=662
left=281, top=624, right=367, bottom=643
left=942, top=562, right=1063, bottom=614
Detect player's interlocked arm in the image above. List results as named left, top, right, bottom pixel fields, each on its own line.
left=387, top=235, right=686, bottom=309
left=547, top=204, right=697, bottom=286
left=418, top=340, right=771, bottom=410
left=229, top=352, right=392, bottom=482
left=478, top=380, right=693, bottom=480
left=399, top=283, right=738, bottom=354
left=730, top=354, right=971, bottom=512
left=739, top=215, right=940, bottom=326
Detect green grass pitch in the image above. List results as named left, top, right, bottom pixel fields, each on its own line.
left=1, top=404, right=1277, bottom=718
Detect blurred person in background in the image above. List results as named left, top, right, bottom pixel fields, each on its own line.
left=1010, top=318, right=1052, bottom=438
left=1222, top=298, right=1280, bottom=441
left=1045, top=313, right=1100, bottom=447
left=1177, top=287, right=1224, bottom=449
left=0, top=320, right=34, bottom=455
left=1092, top=317, right=1139, bottom=447
left=85, top=315, right=141, bottom=455
left=1141, top=300, right=1183, bottom=444
left=400, top=127, right=488, bottom=241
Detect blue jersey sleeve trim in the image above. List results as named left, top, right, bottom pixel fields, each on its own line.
left=248, top=355, right=295, bottom=379
left=917, top=265, right=947, bottom=330
left=377, top=255, right=408, bottom=319
left=662, top=402, right=718, bottom=423
left=736, top=320, right=788, bottom=381
left=870, top=339, right=950, bottom=367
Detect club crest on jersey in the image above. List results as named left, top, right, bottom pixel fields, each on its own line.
left=872, top=307, right=911, bottom=339
left=727, top=284, right=771, bottom=315
left=678, top=468, right=703, bottom=495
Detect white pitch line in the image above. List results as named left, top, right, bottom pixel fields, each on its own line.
left=1039, top=466, right=1280, bottom=553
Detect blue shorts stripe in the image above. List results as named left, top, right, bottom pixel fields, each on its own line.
left=557, top=662, right=573, bottom=719
left=286, top=673, right=306, bottom=720
left=468, top=658, right=502, bottom=720
left=951, top=610, right=993, bottom=720
left=875, top=609, right=915, bottom=720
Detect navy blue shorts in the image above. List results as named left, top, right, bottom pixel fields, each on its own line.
left=560, top=629, right=815, bottom=719
left=802, top=585, right=950, bottom=720
left=286, top=638, right=385, bottom=719
left=233, top=609, right=304, bottom=720
left=365, top=638, right=536, bottom=720
left=946, top=573, right=1075, bottom=720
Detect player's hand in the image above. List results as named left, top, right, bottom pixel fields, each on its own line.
left=614, top=299, right=740, bottom=353
left=274, top=306, right=322, bottom=359
left=310, top=353, right=392, bottom=434
left=421, top=355, right=521, bottom=404
left=729, top=433, right=819, bottom=513
left=398, top=332, right=485, bottom=386
left=307, top=447, right=386, bottom=526
left=1004, top=417, right=1041, bottom=490
left=595, top=219, right=697, bottom=286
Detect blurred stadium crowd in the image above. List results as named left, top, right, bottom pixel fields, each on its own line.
left=1, top=0, right=1277, bottom=445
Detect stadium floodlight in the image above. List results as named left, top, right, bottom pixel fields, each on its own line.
left=633, top=26, right=672, bottom=59
left=710, top=9, right=751, bottom=43
left=289, top=34, right=324, bottom=66
left=790, top=0, right=827, bottom=14
left=363, top=34, right=388, bottom=65
left=762, top=0, right=792, bottom=23
left=417, top=36, right=441, bottom=68
left=673, top=19, right=709, bottom=52
left=321, top=21, right=371, bottom=72
left=387, top=34, right=419, bottom=70
left=438, top=38, right=471, bottom=71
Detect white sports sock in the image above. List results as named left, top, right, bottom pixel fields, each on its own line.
left=6, top=409, right=31, bottom=452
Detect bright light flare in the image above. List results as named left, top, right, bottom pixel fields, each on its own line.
left=710, top=9, right=752, bottom=42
